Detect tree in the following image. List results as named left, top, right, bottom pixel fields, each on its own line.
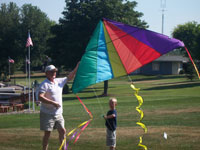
left=0, top=2, right=55, bottom=78
left=49, top=0, right=148, bottom=94
left=185, top=63, right=196, bottom=81
left=0, top=2, right=21, bottom=77
left=172, top=21, right=200, bottom=61
left=20, top=4, right=55, bottom=69
left=49, top=0, right=148, bottom=69
left=172, top=21, right=200, bottom=80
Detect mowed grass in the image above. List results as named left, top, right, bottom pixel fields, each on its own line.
left=0, top=75, right=200, bottom=150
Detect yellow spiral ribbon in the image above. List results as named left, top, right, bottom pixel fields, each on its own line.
left=138, top=136, right=147, bottom=150
left=130, top=84, right=148, bottom=150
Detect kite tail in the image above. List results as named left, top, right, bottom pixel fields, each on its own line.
left=130, top=84, right=148, bottom=150
left=59, top=95, right=93, bottom=150
left=138, top=136, right=148, bottom=150
left=184, top=46, right=200, bottom=79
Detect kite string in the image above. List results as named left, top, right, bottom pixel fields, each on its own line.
left=92, top=86, right=116, bottom=131
left=127, top=75, right=133, bottom=84
left=92, top=86, right=105, bottom=115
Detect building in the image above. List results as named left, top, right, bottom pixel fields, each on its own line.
left=133, top=55, right=189, bottom=75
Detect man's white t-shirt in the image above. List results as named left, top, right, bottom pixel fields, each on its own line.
left=39, top=77, right=67, bottom=115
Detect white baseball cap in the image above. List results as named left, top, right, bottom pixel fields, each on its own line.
left=45, top=65, right=58, bottom=72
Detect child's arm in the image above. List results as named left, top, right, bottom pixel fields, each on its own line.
left=104, top=114, right=116, bottom=119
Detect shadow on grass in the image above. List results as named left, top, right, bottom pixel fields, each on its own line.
left=63, top=96, right=96, bottom=101
left=63, top=86, right=118, bottom=101
left=128, top=74, right=186, bottom=82
left=63, top=94, right=110, bottom=101
left=77, top=87, right=104, bottom=93
left=66, top=85, right=117, bottom=94
left=144, top=81, right=200, bottom=91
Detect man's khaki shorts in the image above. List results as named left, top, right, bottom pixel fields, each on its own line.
left=40, top=112, right=65, bottom=131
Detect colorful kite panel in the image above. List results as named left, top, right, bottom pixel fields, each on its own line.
left=72, top=18, right=185, bottom=93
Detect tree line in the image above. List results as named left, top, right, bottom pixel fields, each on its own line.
left=0, top=2, right=55, bottom=78
left=0, top=0, right=199, bottom=80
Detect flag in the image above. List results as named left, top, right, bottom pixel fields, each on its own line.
left=8, top=58, right=14, bottom=63
left=26, top=32, right=33, bottom=47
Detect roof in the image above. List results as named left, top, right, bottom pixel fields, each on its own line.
left=154, top=55, right=189, bottom=62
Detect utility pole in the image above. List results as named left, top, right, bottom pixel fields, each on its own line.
left=161, top=0, right=166, bottom=34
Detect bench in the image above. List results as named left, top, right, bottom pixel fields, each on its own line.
left=0, top=102, right=24, bottom=113
left=9, top=103, right=24, bottom=111
left=0, top=106, right=10, bottom=113
left=12, top=103, right=24, bottom=111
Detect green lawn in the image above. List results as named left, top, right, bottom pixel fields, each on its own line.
left=0, top=75, right=200, bottom=150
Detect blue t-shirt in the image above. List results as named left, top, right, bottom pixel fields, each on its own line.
left=105, top=109, right=117, bottom=131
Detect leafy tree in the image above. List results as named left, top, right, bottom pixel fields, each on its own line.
left=20, top=4, right=56, bottom=69
left=49, top=0, right=148, bottom=69
left=49, top=0, right=148, bottom=95
left=172, top=21, right=200, bottom=61
left=172, top=21, right=200, bottom=80
left=0, top=2, right=55, bottom=78
left=0, top=2, right=21, bottom=77
left=185, top=63, right=196, bottom=81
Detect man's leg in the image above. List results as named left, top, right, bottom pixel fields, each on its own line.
left=43, top=131, right=51, bottom=150
left=110, top=146, right=115, bottom=150
left=57, top=127, right=66, bottom=150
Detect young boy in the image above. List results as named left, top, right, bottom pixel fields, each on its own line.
left=104, top=98, right=117, bottom=150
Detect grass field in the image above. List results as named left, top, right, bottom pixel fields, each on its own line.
left=0, top=75, right=200, bottom=150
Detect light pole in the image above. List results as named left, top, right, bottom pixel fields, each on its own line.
left=161, top=0, right=166, bottom=34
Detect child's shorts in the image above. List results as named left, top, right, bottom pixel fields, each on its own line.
left=106, top=129, right=116, bottom=147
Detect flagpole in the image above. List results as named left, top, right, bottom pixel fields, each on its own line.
left=26, top=30, right=33, bottom=112
left=25, top=56, right=28, bottom=94
left=28, top=43, right=31, bottom=111
left=27, top=30, right=31, bottom=112
left=8, top=59, right=10, bottom=80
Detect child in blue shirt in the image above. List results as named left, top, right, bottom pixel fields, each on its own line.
left=104, top=98, right=117, bottom=150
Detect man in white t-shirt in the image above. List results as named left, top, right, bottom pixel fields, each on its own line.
left=38, top=63, right=79, bottom=150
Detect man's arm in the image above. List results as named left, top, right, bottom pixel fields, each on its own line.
left=38, top=92, right=60, bottom=108
left=67, top=62, right=80, bottom=81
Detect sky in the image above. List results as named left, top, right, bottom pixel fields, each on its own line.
left=1, top=0, right=200, bottom=37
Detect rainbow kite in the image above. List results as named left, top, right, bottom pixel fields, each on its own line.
left=72, top=18, right=199, bottom=93
left=69, top=18, right=199, bottom=150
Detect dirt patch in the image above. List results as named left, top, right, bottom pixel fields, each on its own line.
left=145, top=107, right=200, bottom=115
left=0, top=128, right=42, bottom=143
left=152, top=81, right=196, bottom=86
left=79, top=126, right=200, bottom=140
left=0, top=110, right=40, bottom=115
left=1, top=126, right=200, bottom=150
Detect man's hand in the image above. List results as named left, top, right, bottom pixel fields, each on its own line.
left=53, top=102, right=61, bottom=109
left=39, top=92, right=61, bottom=108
